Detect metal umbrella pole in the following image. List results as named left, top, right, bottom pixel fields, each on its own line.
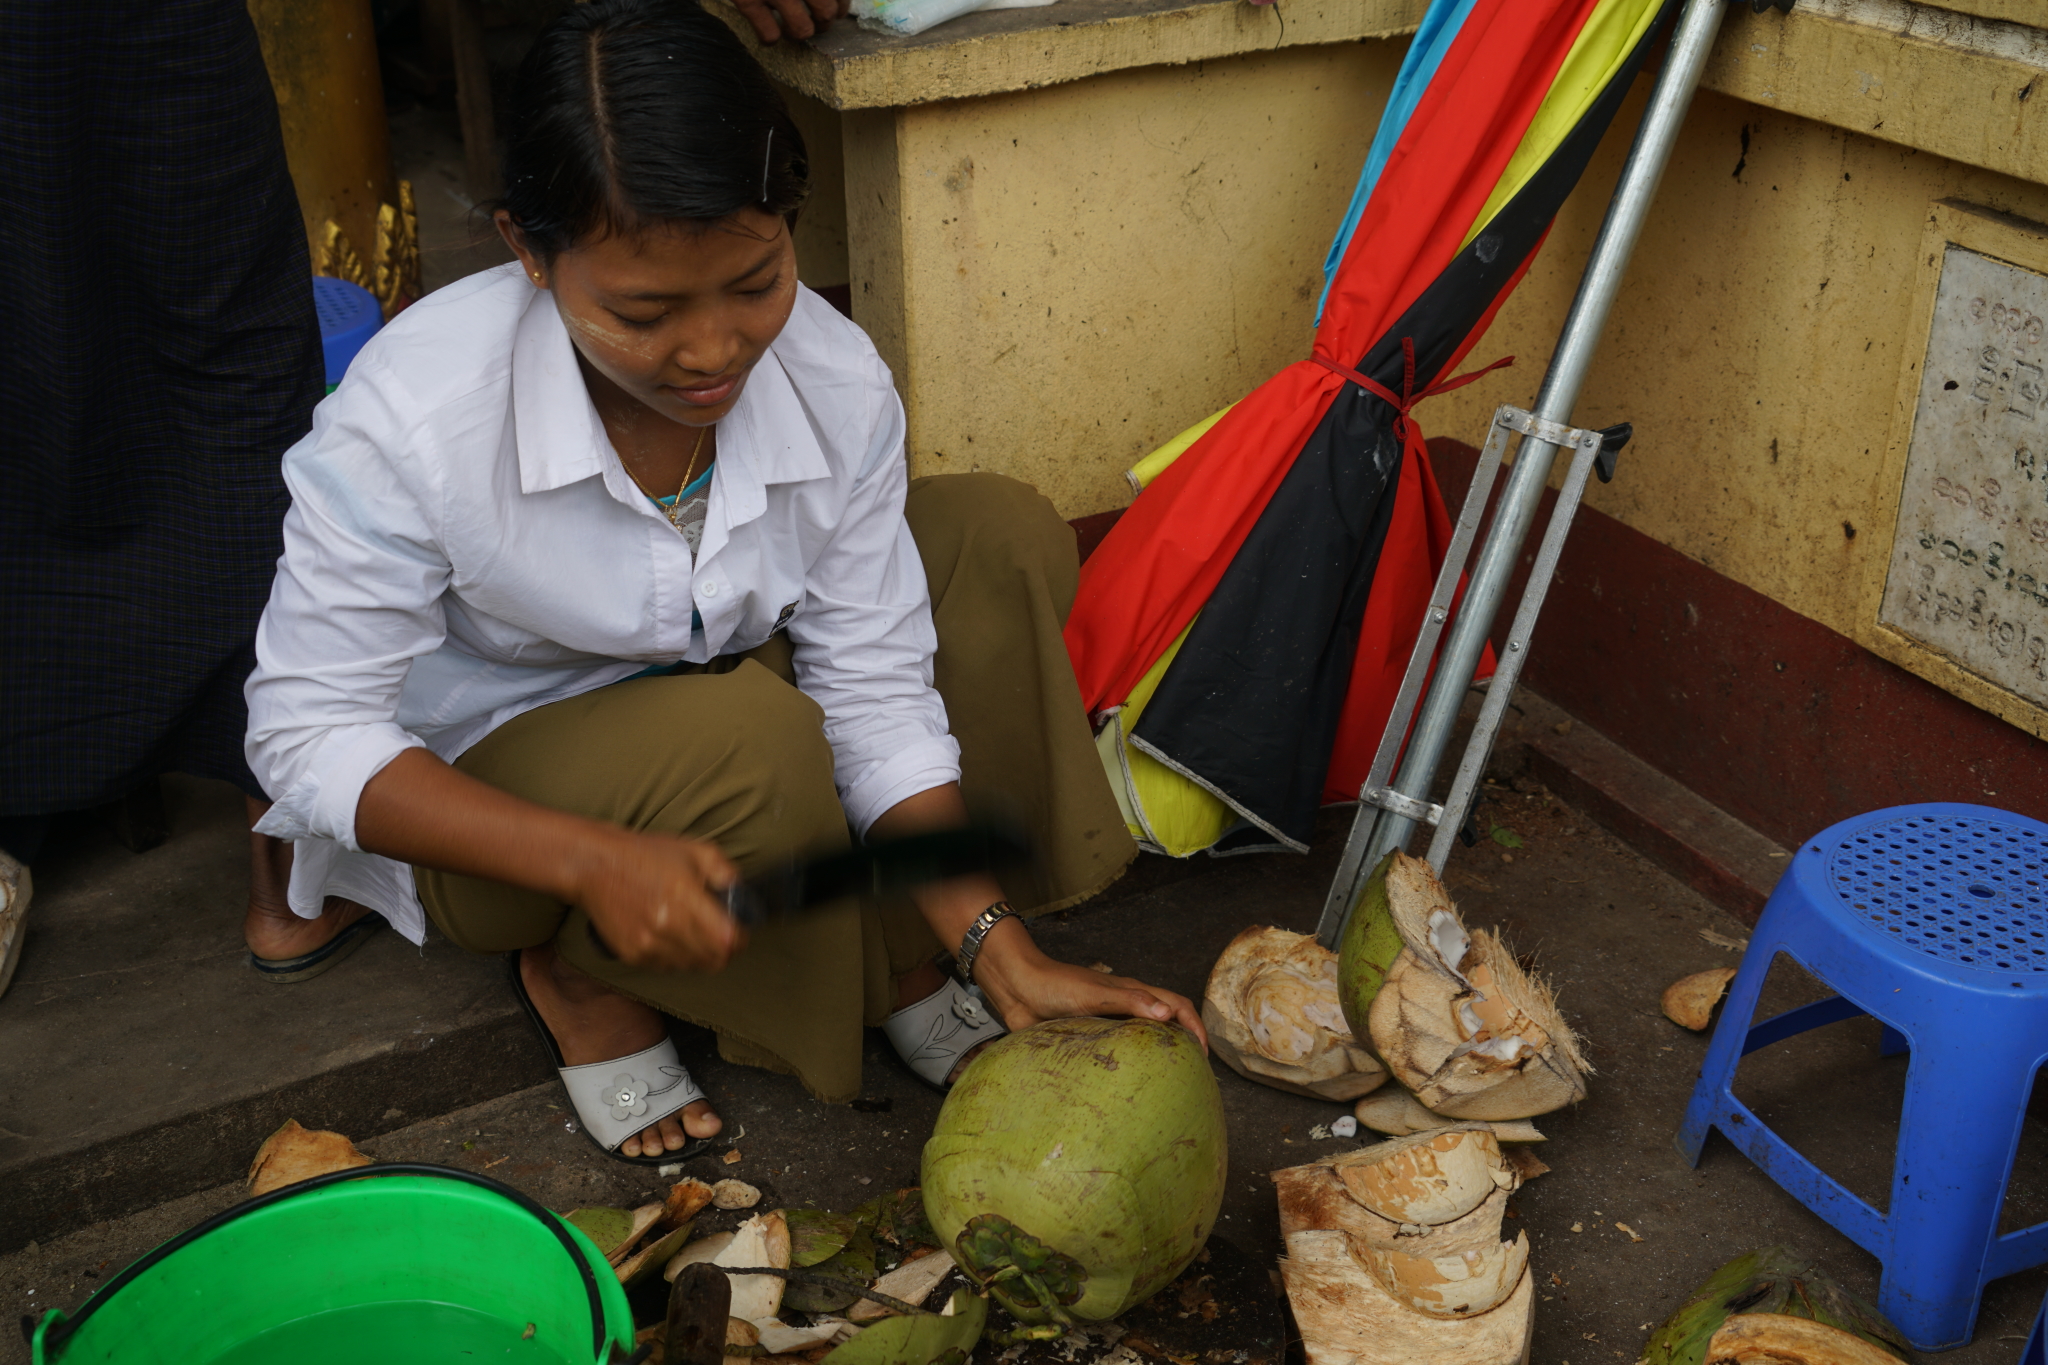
left=1314, top=0, right=1731, bottom=949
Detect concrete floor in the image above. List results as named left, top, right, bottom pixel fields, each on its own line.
left=7, top=776, right=2045, bottom=1364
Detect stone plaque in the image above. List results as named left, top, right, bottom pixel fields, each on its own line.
left=1880, top=244, right=2048, bottom=706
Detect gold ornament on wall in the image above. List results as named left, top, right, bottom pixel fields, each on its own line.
left=311, top=181, right=420, bottom=320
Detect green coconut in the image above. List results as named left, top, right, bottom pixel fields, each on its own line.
left=920, top=1017, right=1227, bottom=1329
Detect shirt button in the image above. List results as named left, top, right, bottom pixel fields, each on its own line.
left=700, top=582, right=719, bottom=598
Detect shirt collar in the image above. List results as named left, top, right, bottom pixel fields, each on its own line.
left=509, top=287, right=831, bottom=504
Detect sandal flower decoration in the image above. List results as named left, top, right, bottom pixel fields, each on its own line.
left=602, top=1073, right=649, bottom=1123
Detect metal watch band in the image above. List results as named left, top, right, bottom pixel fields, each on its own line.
left=955, top=900, right=1016, bottom=988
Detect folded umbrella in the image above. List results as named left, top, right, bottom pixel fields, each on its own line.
left=1069, top=0, right=1677, bottom=857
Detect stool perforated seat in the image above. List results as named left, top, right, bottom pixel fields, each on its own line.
left=1676, top=803, right=2048, bottom=1351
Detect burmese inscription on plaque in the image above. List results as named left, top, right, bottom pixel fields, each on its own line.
left=1881, top=244, right=2048, bottom=707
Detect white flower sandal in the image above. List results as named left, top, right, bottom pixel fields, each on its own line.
left=506, top=953, right=713, bottom=1166
left=883, top=973, right=1008, bottom=1092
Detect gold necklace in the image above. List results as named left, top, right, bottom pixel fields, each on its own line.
left=626, top=425, right=710, bottom=531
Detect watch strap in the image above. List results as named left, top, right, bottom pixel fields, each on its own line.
left=955, top=900, right=1016, bottom=987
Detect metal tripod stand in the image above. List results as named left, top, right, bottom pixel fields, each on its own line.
left=1314, top=0, right=1733, bottom=950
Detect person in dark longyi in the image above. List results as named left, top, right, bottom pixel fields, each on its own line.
left=0, top=0, right=330, bottom=986
left=242, top=0, right=1203, bottom=1165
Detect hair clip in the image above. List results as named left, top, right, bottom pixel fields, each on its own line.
left=761, top=127, right=773, bottom=202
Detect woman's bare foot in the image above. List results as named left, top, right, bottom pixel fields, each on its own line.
left=894, top=958, right=996, bottom=1084
left=521, top=942, right=721, bottom=1158
left=244, top=812, right=376, bottom=959
left=244, top=892, right=375, bottom=960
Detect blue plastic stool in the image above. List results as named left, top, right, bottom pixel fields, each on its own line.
left=313, top=276, right=381, bottom=389
left=2023, top=1288, right=2045, bottom=1365
left=1676, top=803, right=2048, bottom=1351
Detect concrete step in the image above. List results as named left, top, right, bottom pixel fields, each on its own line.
left=0, top=682, right=1784, bottom=1254
left=0, top=776, right=1226, bottom=1254
left=0, top=777, right=552, bottom=1253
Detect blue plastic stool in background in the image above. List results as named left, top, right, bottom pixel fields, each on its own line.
left=1676, top=803, right=2048, bottom=1351
left=313, top=276, right=381, bottom=390
left=2023, top=1288, right=2045, bottom=1365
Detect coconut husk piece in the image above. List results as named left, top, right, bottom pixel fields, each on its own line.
left=1705, top=1313, right=1905, bottom=1365
left=1359, top=853, right=1589, bottom=1120
left=1280, top=1229, right=1534, bottom=1365
left=847, top=1249, right=957, bottom=1324
left=1276, top=1140, right=1528, bottom=1321
left=1203, top=925, right=1389, bottom=1101
left=713, top=1211, right=791, bottom=1322
left=1352, top=1088, right=1546, bottom=1143
left=1640, top=1247, right=1908, bottom=1365
left=1663, top=967, right=1739, bottom=1031
left=666, top=1231, right=737, bottom=1283
left=246, top=1119, right=371, bottom=1196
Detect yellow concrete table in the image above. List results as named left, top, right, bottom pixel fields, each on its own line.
left=715, top=0, right=1426, bottom=519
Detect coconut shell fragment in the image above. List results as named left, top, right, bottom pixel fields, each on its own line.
left=1277, top=1134, right=1529, bottom=1322
left=1351, top=1087, right=1547, bottom=1143
left=1706, top=1313, right=1905, bottom=1365
left=1663, top=967, right=1739, bottom=1031
left=1204, top=925, right=1388, bottom=1100
left=1331, top=1126, right=1514, bottom=1225
left=1280, top=1228, right=1533, bottom=1365
left=246, top=1119, right=371, bottom=1196
left=1353, top=854, right=1590, bottom=1120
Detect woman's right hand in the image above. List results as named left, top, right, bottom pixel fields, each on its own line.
left=572, top=827, right=746, bottom=972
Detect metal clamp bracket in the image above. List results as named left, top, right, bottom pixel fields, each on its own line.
left=1361, top=787, right=1444, bottom=826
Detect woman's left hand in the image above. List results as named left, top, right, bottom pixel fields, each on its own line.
left=972, top=918, right=1208, bottom=1049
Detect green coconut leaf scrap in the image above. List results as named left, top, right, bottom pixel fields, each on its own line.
left=786, top=1209, right=858, bottom=1268
left=562, top=1207, right=636, bottom=1258
left=784, top=1226, right=879, bottom=1314
left=820, top=1289, right=985, bottom=1364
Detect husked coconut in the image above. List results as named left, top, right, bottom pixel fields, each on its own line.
left=1662, top=967, right=1739, bottom=1031
left=1203, top=926, right=1388, bottom=1101
left=1362, top=858, right=1589, bottom=1120
left=1331, top=1125, right=1515, bottom=1225
left=1345, top=1186, right=1529, bottom=1319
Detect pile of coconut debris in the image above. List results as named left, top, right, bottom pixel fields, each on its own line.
left=1202, top=850, right=1589, bottom=1365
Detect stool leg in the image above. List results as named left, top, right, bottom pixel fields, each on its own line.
left=1676, top=941, right=1776, bottom=1165
left=1877, top=1039, right=2037, bottom=1350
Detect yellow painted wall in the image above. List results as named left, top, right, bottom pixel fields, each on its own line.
left=1424, top=80, right=2048, bottom=648
left=841, top=41, right=1404, bottom=518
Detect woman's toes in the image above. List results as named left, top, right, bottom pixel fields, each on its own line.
left=681, top=1099, right=721, bottom=1140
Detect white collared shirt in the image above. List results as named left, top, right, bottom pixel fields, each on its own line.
left=246, top=265, right=960, bottom=943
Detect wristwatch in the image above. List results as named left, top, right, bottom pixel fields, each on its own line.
left=955, top=900, right=1016, bottom=987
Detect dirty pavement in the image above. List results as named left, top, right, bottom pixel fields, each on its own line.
left=6, top=760, right=2045, bottom=1363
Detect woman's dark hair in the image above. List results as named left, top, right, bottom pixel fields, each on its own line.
left=499, top=0, right=810, bottom=259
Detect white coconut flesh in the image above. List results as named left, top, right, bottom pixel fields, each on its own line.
left=1427, top=909, right=1473, bottom=982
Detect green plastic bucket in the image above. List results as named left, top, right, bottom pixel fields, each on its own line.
left=32, top=1164, right=639, bottom=1365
